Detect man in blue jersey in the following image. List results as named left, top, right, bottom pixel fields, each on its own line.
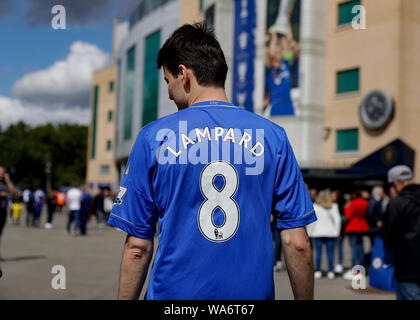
left=264, top=29, right=298, bottom=117
left=108, top=23, right=316, bottom=300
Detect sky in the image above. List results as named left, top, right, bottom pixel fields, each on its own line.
left=0, top=0, right=138, bottom=127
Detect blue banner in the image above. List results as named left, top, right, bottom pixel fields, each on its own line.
left=232, top=0, right=256, bottom=112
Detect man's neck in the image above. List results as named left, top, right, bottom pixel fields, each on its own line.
left=188, top=86, right=229, bottom=107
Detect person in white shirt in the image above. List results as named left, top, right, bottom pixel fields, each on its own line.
left=306, top=190, right=341, bottom=279
left=66, top=183, right=83, bottom=236
left=34, top=189, right=45, bottom=202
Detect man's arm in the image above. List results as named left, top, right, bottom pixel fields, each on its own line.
left=118, top=234, right=154, bottom=300
left=280, top=227, right=314, bottom=300
left=4, top=173, right=17, bottom=195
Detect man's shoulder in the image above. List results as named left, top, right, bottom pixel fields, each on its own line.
left=395, top=184, right=420, bottom=208
left=387, top=196, right=406, bottom=211
left=134, top=112, right=181, bottom=144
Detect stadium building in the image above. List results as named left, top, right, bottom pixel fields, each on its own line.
left=303, top=0, right=420, bottom=188
left=113, top=0, right=326, bottom=181
left=114, top=0, right=203, bottom=179
left=113, top=0, right=419, bottom=187
left=86, top=19, right=129, bottom=193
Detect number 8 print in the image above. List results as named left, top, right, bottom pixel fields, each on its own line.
left=198, top=161, right=240, bottom=242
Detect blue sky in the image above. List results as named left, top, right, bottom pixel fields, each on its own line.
left=0, top=0, right=137, bottom=127
left=0, top=0, right=121, bottom=95
left=0, top=13, right=112, bottom=96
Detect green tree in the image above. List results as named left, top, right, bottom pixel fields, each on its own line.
left=0, top=122, right=88, bottom=189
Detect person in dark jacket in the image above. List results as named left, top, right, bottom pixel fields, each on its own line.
left=383, top=165, right=420, bottom=300
left=366, top=186, right=385, bottom=267
left=92, top=188, right=105, bottom=229
left=80, top=186, right=92, bottom=236
left=367, top=186, right=385, bottom=237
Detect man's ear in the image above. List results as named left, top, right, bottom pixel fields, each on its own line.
left=179, top=64, right=191, bottom=92
left=178, top=65, right=187, bottom=80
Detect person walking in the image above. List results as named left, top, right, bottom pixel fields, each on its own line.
left=306, top=190, right=341, bottom=279
left=66, top=183, right=83, bottom=236
left=0, top=186, right=9, bottom=257
left=342, top=191, right=369, bottom=280
left=32, top=196, right=44, bottom=227
left=0, top=166, right=17, bottom=258
left=23, top=189, right=35, bottom=227
left=11, top=197, right=23, bottom=225
left=331, top=189, right=346, bottom=275
left=108, top=23, right=317, bottom=300
left=366, top=186, right=385, bottom=265
left=80, top=186, right=92, bottom=236
left=92, top=188, right=106, bottom=229
left=103, top=187, right=113, bottom=225
left=45, top=188, right=57, bottom=229
left=383, top=165, right=420, bottom=300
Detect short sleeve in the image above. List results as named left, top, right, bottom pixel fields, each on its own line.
left=273, top=129, right=317, bottom=230
left=108, top=129, right=158, bottom=239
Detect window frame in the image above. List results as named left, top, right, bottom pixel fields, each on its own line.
left=336, top=67, right=360, bottom=96
left=336, top=128, right=359, bottom=153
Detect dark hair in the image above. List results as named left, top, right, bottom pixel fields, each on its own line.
left=157, top=23, right=228, bottom=88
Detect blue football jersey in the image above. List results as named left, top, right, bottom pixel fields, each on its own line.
left=108, top=100, right=316, bottom=300
left=265, top=60, right=295, bottom=116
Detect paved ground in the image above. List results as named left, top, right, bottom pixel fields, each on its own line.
left=0, top=211, right=395, bottom=300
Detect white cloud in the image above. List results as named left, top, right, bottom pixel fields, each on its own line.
left=12, top=41, right=111, bottom=108
left=0, top=41, right=111, bottom=128
left=0, top=95, right=90, bottom=127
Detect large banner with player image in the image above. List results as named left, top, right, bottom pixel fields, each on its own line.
left=264, top=0, right=301, bottom=117
left=232, top=0, right=256, bottom=113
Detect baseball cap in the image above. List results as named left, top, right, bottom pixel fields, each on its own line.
left=388, top=165, right=414, bottom=183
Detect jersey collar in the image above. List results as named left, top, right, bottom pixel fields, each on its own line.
left=189, top=100, right=238, bottom=108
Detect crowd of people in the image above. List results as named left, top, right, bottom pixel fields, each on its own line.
left=269, top=164, right=420, bottom=300
left=1, top=162, right=419, bottom=299
left=307, top=187, right=391, bottom=280
left=0, top=165, right=117, bottom=251
left=271, top=184, right=396, bottom=279
left=271, top=186, right=377, bottom=279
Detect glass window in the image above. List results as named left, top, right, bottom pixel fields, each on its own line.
left=100, top=165, right=110, bottom=176
left=91, top=85, right=99, bottom=159
left=109, top=81, right=114, bottom=92
left=124, top=46, right=135, bottom=140
left=108, top=110, right=113, bottom=122
left=107, top=140, right=112, bottom=151
left=337, top=128, right=358, bottom=152
left=142, top=30, right=161, bottom=127
left=337, top=68, right=359, bottom=94
left=338, top=0, right=361, bottom=26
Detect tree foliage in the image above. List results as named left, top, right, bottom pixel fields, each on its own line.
left=0, top=121, right=88, bottom=189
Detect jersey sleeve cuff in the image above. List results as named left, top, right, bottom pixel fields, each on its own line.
left=107, top=214, right=155, bottom=239
left=276, top=210, right=317, bottom=230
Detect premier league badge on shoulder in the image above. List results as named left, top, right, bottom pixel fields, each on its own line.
left=114, top=186, right=127, bottom=206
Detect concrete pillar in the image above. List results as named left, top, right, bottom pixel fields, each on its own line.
left=298, top=0, right=327, bottom=167
left=213, top=0, right=235, bottom=100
